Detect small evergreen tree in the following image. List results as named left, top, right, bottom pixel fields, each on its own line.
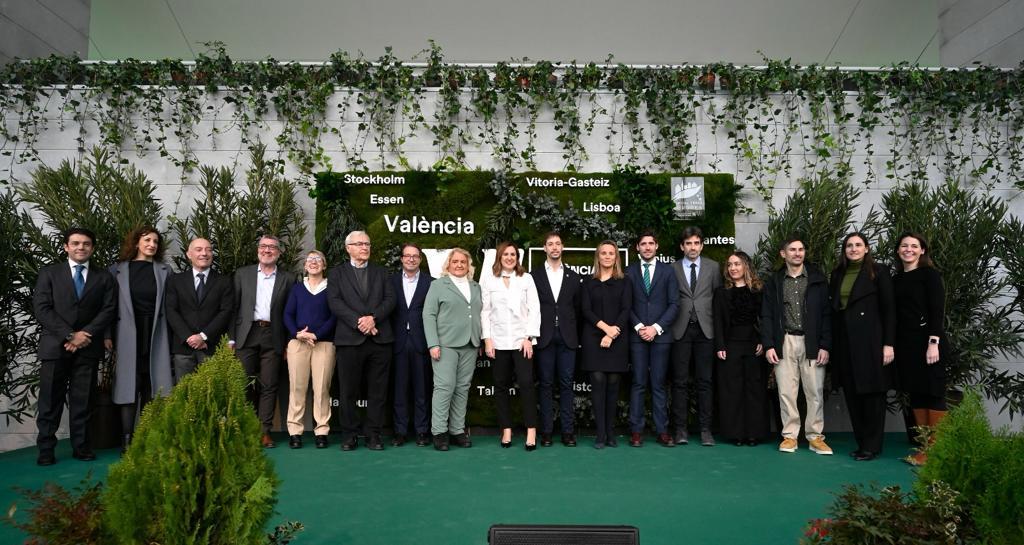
left=103, top=342, right=278, bottom=545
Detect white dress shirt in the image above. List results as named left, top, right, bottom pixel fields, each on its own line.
left=544, top=260, right=564, bottom=302
left=253, top=266, right=277, bottom=321
left=480, top=271, right=541, bottom=350
left=635, top=258, right=665, bottom=335
left=402, top=270, right=420, bottom=307
left=68, top=259, right=89, bottom=282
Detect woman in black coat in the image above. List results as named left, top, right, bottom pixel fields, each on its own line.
left=712, top=251, right=767, bottom=446
left=580, top=241, right=632, bottom=449
left=892, top=232, right=947, bottom=466
left=829, top=233, right=895, bottom=461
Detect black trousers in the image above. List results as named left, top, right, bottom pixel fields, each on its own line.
left=37, top=354, right=97, bottom=452
left=671, top=325, right=714, bottom=432
left=492, top=349, right=538, bottom=429
left=336, top=341, right=392, bottom=438
left=236, top=325, right=282, bottom=434
left=589, top=371, right=621, bottom=442
left=845, top=389, right=887, bottom=455
left=716, top=340, right=768, bottom=441
left=392, top=336, right=432, bottom=435
left=535, top=328, right=577, bottom=434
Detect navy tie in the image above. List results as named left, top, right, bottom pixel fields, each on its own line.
left=74, top=264, right=85, bottom=299
left=196, top=272, right=206, bottom=301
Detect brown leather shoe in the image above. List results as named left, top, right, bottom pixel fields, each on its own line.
left=629, top=432, right=643, bottom=447
left=261, top=433, right=276, bottom=448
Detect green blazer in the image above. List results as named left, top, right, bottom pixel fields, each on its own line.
left=423, top=275, right=482, bottom=349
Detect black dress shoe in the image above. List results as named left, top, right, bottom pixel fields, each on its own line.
left=72, top=448, right=96, bottom=461
left=367, top=434, right=384, bottom=450
left=540, top=433, right=553, bottom=447
left=848, top=450, right=864, bottom=458
left=745, top=438, right=760, bottom=447
left=606, top=435, right=618, bottom=448
left=315, top=435, right=328, bottom=449
left=733, top=439, right=745, bottom=446
left=500, top=439, right=512, bottom=448
left=854, top=451, right=877, bottom=461
left=450, top=433, right=472, bottom=448
left=415, top=432, right=431, bottom=447
left=36, top=451, right=56, bottom=466
left=391, top=434, right=407, bottom=447
left=433, top=434, right=449, bottom=451
left=341, top=436, right=359, bottom=451
left=524, top=442, right=537, bottom=451
left=289, top=435, right=302, bottom=449
left=561, top=433, right=577, bottom=447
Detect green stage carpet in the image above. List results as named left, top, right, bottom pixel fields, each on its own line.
left=1, top=432, right=917, bottom=544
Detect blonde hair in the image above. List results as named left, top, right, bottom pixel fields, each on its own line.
left=442, top=248, right=475, bottom=278
left=592, top=241, right=624, bottom=280
left=722, top=251, right=763, bottom=291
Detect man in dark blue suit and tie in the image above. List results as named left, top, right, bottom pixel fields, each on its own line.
left=625, top=230, right=680, bottom=447
left=32, top=227, right=117, bottom=466
left=389, top=243, right=433, bottom=447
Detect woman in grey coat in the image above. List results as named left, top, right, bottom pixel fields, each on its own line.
left=107, top=226, right=172, bottom=450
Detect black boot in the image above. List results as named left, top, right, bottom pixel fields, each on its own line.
left=121, top=433, right=132, bottom=454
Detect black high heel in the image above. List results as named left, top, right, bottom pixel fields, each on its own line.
left=501, top=440, right=512, bottom=448
left=525, top=442, right=536, bottom=451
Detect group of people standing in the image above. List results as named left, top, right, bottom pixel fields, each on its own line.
left=32, top=224, right=946, bottom=465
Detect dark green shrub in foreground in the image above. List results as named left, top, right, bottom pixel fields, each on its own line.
left=917, top=390, right=1024, bottom=544
left=103, top=342, right=279, bottom=545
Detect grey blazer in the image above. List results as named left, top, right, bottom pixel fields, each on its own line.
left=109, top=260, right=173, bottom=404
left=232, top=264, right=296, bottom=354
left=423, top=275, right=482, bottom=349
left=671, top=257, right=722, bottom=340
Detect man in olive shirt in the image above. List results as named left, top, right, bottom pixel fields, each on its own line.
left=761, top=237, right=833, bottom=455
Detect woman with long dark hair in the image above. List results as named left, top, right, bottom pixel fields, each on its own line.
left=580, top=241, right=632, bottom=449
left=481, top=241, right=541, bottom=450
left=829, top=232, right=895, bottom=461
left=892, top=232, right=948, bottom=466
left=712, top=251, right=767, bottom=446
left=107, top=226, right=172, bottom=450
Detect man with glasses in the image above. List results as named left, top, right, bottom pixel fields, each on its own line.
left=388, top=243, right=433, bottom=446
left=230, top=235, right=296, bottom=448
left=328, top=231, right=397, bottom=451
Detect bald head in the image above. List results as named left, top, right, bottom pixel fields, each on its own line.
left=187, top=238, right=214, bottom=271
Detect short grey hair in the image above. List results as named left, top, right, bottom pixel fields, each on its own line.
left=345, top=230, right=370, bottom=245
left=257, top=234, right=281, bottom=248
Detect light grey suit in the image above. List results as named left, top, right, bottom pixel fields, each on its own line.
left=670, top=256, right=722, bottom=435
left=110, top=261, right=173, bottom=405
left=671, top=257, right=721, bottom=340
left=422, top=275, right=482, bottom=436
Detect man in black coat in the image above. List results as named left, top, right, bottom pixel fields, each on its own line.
left=531, top=232, right=583, bottom=447
left=388, top=243, right=433, bottom=447
left=33, top=227, right=117, bottom=466
left=328, top=230, right=396, bottom=451
left=761, top=236, right=833, bottom=456
left=165, top=237, right=235, bottom=383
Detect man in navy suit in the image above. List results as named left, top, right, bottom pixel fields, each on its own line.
left=32, top=227, right=117, bottom=466
left=389, top=243, right=433, bottom=447
left=531, top=232, right=583, bottom=447
left=625, top=230, right=680, bottom=447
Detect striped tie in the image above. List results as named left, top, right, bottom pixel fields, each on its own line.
left=642, top=262, right=651, bottom=294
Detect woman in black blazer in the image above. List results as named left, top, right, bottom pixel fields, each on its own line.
left=892, top=232, right=948, bottom=466
left=580, top=241, right=632, bottom=449
left=712, top=251, right=767, bottom=446
left=829, top=233, right=895, bottom=461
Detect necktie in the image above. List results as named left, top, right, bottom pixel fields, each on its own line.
left=196, top=272, right=206, bottom=301
left=74, top=264, right=85, bottom=299
left=642, top=263, right=651, bottom=295
left=690, top=263, right=697, bottom=290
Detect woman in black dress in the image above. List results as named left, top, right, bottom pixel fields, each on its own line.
left=712, top=251, right=767, bottom=446
left=107, top=226, right=172, bottom=450
left=892, top=232, right=947, bottom=466
left=580, top=241, right=632, bottom=449
left=829, top=232, right=895, bottom=461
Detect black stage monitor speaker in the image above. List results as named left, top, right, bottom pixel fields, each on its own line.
left=488, top=524, right=639, bottom=545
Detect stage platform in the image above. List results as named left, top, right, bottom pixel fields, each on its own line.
left=1, top=432, right=918, bottom=544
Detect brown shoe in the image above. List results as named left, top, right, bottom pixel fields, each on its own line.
left=261, top=433, right=276, bottom=448
left=656, top=433, right=675, bottom=447
left=629, top=432, right=643, bottom=447
left=778, top=437, right=798, bottom=453
left=808, top=437, right=833, bottom=455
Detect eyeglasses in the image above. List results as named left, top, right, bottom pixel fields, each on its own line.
left=346, top=242, right=371, bottom=248
left=258, top=244, right=279, bottom=251
left=401, top=254, right=420, bottom=259
left=305, top=256, right=324, bottom=262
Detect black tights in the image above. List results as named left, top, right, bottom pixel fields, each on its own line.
left=120, top=374, right=153, bottom=436
left=909, top=393, right=947, bottom=411
left=590, top=371, right=621, bottom=442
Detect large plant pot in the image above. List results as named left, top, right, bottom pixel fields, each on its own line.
left=88, top=388, right=122, bottom=450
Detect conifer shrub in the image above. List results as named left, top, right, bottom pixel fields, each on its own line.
left=103, top=342, right=279, bottom=545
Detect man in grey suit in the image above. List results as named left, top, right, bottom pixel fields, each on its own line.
left=230, top=235, right=296, bottom=448
left=670, top=226, right=722, bottom=446
left=327, top=230, right=396, bottom=451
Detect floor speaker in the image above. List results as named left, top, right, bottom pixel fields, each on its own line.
left=487, top=524, right=639, bottom=544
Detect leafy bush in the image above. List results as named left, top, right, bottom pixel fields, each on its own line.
left=3, top=475, right=110, bottom=545
left=168, top=144, right=307, bottom=276
left=103, top=341, right=279, bottom=545
left=917, top=390, right=1024, bottom=544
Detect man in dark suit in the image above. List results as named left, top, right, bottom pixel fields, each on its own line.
left=32, top=227, right=117, bottom=465
left=625, top=230, right=680, bottom=447
left=389, top=242, right=433, bottom=447
left=669, top=226, right=722, bottom=446
left=531, top=231, right=583, bottom=447
left=165, top=237, right=235, bottom=383
left=328, top=230, right=396, bottom=451
left=230, top=235, right=296, bottom=448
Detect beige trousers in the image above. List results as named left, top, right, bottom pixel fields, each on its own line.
left=775, top=334, right=826, bottom=441
left=286, top=339, right=335, bottom=436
